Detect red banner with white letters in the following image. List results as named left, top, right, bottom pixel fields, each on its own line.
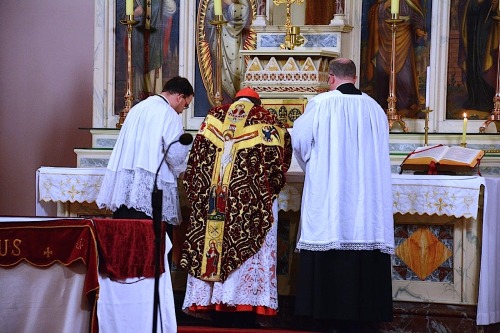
left=0, top=219, right=99, bottom=296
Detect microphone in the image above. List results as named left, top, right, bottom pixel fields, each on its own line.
left=178, top=132, right=194, bottom=146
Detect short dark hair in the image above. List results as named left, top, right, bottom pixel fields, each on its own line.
left=162, top=76, right=195, bottom=97
left=329, top=58, right=356, bottom=79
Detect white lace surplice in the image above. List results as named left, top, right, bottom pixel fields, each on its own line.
left=182, top=201, right=279, bottom=317
left=96, top=95, right=189, bottom=224
left=98, top=167, right=184, bottom=225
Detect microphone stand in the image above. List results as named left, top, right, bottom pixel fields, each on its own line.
left=151, top=183, right=163, bottom=333
left=151, top=139, right=175, bottom=333
left=151, top=133, right=193, bottom=333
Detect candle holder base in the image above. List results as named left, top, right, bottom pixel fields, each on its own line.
left=460, top=142, right=467, bottom=148
left=388, top=118, right=408, bottom=132
left=479, top=114, right=500, bottom=133
left=387, top=108, right=408, bottom=132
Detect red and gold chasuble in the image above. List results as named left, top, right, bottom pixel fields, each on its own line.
left=181, top=101, right=292, bottom=282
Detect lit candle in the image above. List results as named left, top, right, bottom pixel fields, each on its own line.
left=214, top=0, right=222, bottom=16
left=425, top=66, right=430, bottom=108
left=391, top=0, right=400, bottom=15
left=461, top=113, right=468, bottom=145
left=126, top=0, right=134, bottom=16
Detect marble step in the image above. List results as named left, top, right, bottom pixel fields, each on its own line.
left=76, top=129, right=500, bottom=173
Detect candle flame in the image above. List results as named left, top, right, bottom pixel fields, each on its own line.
left=463, top=113, right=467, bottom=119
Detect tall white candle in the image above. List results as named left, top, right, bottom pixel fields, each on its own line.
left=391, top=0, right=400, bottom=15
left=425, top=66, right=430, bottom=108
left=126, top=0, right=134, bottom=16
left=214, top=0, right=222, bottom=16
left=462, top=113, right=468, bottom=144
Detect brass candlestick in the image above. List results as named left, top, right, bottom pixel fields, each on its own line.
left=210, top=15, right=227, bottom=106
left=273, top=0, right=305, bottom=50
left=281, top=25, right=305, bottom=50
left=117, top=15, right=139, bottom=129
left=480, top=15, right=500, bottom=133
left=385, top=15, right=408, bottom=132
left=422, top=107, right=433, bottom=146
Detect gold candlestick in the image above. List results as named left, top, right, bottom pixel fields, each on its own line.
left=480, top=16, right=500, bottom=133
left=421, top=107, right=433, bottom=146
left=210, top=15, right=227, bottom=106
left=117, top=15, right=139, bottom=129
left=273, top=0, right=305, bottom=50
left=385, top=16, right=408, bottom=132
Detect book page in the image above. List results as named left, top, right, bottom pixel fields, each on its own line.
left=440, top=146, right=483, bottom=165
left=406, top=145, right=448, bottom=162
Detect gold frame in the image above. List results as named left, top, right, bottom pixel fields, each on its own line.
left=196, top=0, right=258, bottom=106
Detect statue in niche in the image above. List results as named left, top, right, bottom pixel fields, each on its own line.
left=197, top=0, right=257, bottom=106
left=362, top=0, right=428, bottom=119
left=256, top=0, right=266, bottom=15
left=335, top=0, right=344, bottom=15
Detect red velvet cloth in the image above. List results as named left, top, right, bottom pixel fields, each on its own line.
left=188, top=304, right=277, bottom=316
left=0, top=218, right=99, bottom=296
left=92, top=218, right=165, bottom=280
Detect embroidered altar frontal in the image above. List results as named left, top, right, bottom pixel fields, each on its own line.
left=0, top=218, right=99, bottom=296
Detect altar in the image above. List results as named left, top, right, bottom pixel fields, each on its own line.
left=34, top=166, right=500, bottom=327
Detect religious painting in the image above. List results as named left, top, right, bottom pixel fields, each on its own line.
left=194, top=0, right=257, bottom=117
left=359, top=0, right=432, bottom=119
left=114, top=0, right=180, bottom=115
left=446, top=0, right=499, bottom=120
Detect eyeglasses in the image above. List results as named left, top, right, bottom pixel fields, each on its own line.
left=180, top=95, right=191, bottom=110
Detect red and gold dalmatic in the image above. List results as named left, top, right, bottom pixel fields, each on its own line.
left=180, top=100, right=292, bottom=283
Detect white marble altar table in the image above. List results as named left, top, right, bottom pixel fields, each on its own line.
left=36, top=167, right=498, bottom=325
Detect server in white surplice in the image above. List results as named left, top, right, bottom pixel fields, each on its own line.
left=292, top=58, right=395, bottom=331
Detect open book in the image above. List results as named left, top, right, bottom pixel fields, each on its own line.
left=400, top=144, right=485, bottom=171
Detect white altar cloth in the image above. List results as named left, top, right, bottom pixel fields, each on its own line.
left=38, top=167, right=106, bottom=203
left=477, top=177, right=500, bottom=325
left=391, top=174, right=484, bottom=219
left=36, top=167, right=303, bottom=213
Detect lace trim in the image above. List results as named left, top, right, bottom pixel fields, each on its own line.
left=96, top=168, right=182, bottom=224
left=295, top=241, right=395, bottom=255
left=182, top=221, right=278, bottom=313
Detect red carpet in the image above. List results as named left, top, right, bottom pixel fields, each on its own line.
left=178, top=326, right=316, bottom=333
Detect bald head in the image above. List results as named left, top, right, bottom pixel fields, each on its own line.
left=328, top=58, right=357, bottom=90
